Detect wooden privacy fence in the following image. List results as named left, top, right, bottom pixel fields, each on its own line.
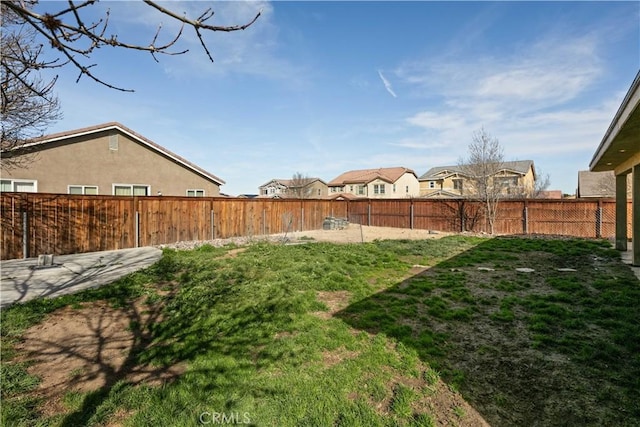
left=0, top=193, right=632, bottom=260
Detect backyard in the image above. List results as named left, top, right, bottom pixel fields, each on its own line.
left=1, top=231, right=639, bottom=426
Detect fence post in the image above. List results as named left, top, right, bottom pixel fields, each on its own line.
left=22, top=210, right=29, bottom=259
left=301, top=204, right=305, bottom=232
left=211, top=209, right=215, bottom=240
left=135, top=211, right=140, bottom=248
left=367, top=201, right=371, bottom=226
left=596, top=200, right=603, bottom=239
left=410, top=200, right=414, bottom=230
left=523, top=200, right=529, bottom=235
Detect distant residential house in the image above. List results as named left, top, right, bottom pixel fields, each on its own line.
left=537, top=190, right=563, bottom=199
left=576, top=170, right=625, bottom=198
left=0, top=122, right=225, bottom=196
left=327, top=167, right=420, bottom=199
left=258, top=178, right=328, bottom=199
left=419, top=160, right=537, bottom=198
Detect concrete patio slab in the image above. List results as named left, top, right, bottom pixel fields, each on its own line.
left=621, top=249, right=640, bottom=281
left=1, top=247, right=162, bottom=309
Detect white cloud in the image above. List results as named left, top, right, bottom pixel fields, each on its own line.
left=406, top=112, right=466, bottom=131
left=377, top=70, right=397, bottom=98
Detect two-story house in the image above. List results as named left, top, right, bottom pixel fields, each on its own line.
left=258, top=178, right=328, bottom=199
left=419, top=160, right=536, bottom=198
left=327, top=167, right=420, bottom=199
left=1, top=122, right=225, bottom=197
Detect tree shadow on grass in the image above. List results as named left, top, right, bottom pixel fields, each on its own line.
left=335, top=236, right=640, bottom=427
left=3, top=247, right=291, bottom=426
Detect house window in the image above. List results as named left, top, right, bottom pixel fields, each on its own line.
left=113, top=184, right=149, bottom=196
left=453, top=180, right=463, bottom=191
left=495, top=177, right=518, bottom=187
left=357, top=185, right=365, bottom=195
left=373, top=184, right=385, bottom=195
left=317, top=189, right=321, bottom=195
left=405, top=186, right=409, bottom=193
left=350, top=185, right=354, bottom=192
left=187, top=189, right=205, bottom=197
left=69, top=185, right=98, bottom=195
left=393, top=184, right=397, bottom=193
left=1, top=179, right=37, bottom=192
left=429, top=181, right=435, bottom=189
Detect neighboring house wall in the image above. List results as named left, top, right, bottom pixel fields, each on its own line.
left=1, top=124, right=223, bottom=196
left=303, top=180, right=329, bottom=198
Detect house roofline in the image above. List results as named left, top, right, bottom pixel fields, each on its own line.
left=17, top=122, right=226, bottom=186
left=589, top=70, right=640, bottom=170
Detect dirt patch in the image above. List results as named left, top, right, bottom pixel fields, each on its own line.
left=16, top=297, right=184, bottom=417
left=313, top=290, right=352, bottom=319
left=290, top=224, right=451, bottom=244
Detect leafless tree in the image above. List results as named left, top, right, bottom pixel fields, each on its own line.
left=596, top=172, right=631, bottom=198
left=2, top=1, right=261, bottom=92
left=1, top=3, right=62, bottom=169
left=531, top=169, right=551, bottom=198
left=458, top=128, right=505, bottom=234
left=1, top=0, right=260, bottom=168
left=289, top=172, right=314, bottom=199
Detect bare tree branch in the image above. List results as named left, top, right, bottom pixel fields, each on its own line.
left=2, top=0, right=261, bottom=92
left=2, top=7, right=62, bottom=170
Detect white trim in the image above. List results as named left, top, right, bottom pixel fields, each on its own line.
left=1, top=179, right=38, bottom=192
left=112, top=183, right=150, bottom=196
left=68, top=184, right=99, bottom=195
left=186, top=189, right=205, bottom=197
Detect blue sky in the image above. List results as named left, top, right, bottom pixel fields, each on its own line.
left=37, top=1, right=639, bottom=196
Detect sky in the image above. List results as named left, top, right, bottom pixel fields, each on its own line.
left=33, top=1, right=640, bottom=196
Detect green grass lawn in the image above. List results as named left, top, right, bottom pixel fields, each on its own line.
left=2, top=236, right=639, bottom=426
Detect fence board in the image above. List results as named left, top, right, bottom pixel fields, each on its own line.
left=0, top=193, right=633, bottom=260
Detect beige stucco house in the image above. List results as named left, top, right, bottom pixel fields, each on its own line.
left=1, top=122, right=224, bottom=197
left=258, top=178, right=328, bottom=199
left=590, top=70, right=639, bottom=266
left=419, top=160, right=536, bottom=198
left=327, top=167, right=420, bottom=199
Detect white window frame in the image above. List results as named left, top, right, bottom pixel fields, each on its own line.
left=186, top=189, right=205, bottom=197
left=112, top=184, right=150, bottom=196
left=429, top=181, right=436, bottom=189
left=68, top=185, right=99, bottom=195
left=1, top=179, right=37, bottom=192
left=393, top=184, right=397, bottom=193
left=373, top=184, right=385, bottom=195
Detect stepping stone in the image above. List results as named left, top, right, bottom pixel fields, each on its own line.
left=556, top=268, right=577, bottom=272
left=516, top=268, right=535, bottom=273
left=477, top=267, right=495, bottom=272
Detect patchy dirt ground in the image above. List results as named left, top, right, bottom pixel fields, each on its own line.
left=288, top=223, right=452, bottom=244
left=16, top=296, right=184, bottom=417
